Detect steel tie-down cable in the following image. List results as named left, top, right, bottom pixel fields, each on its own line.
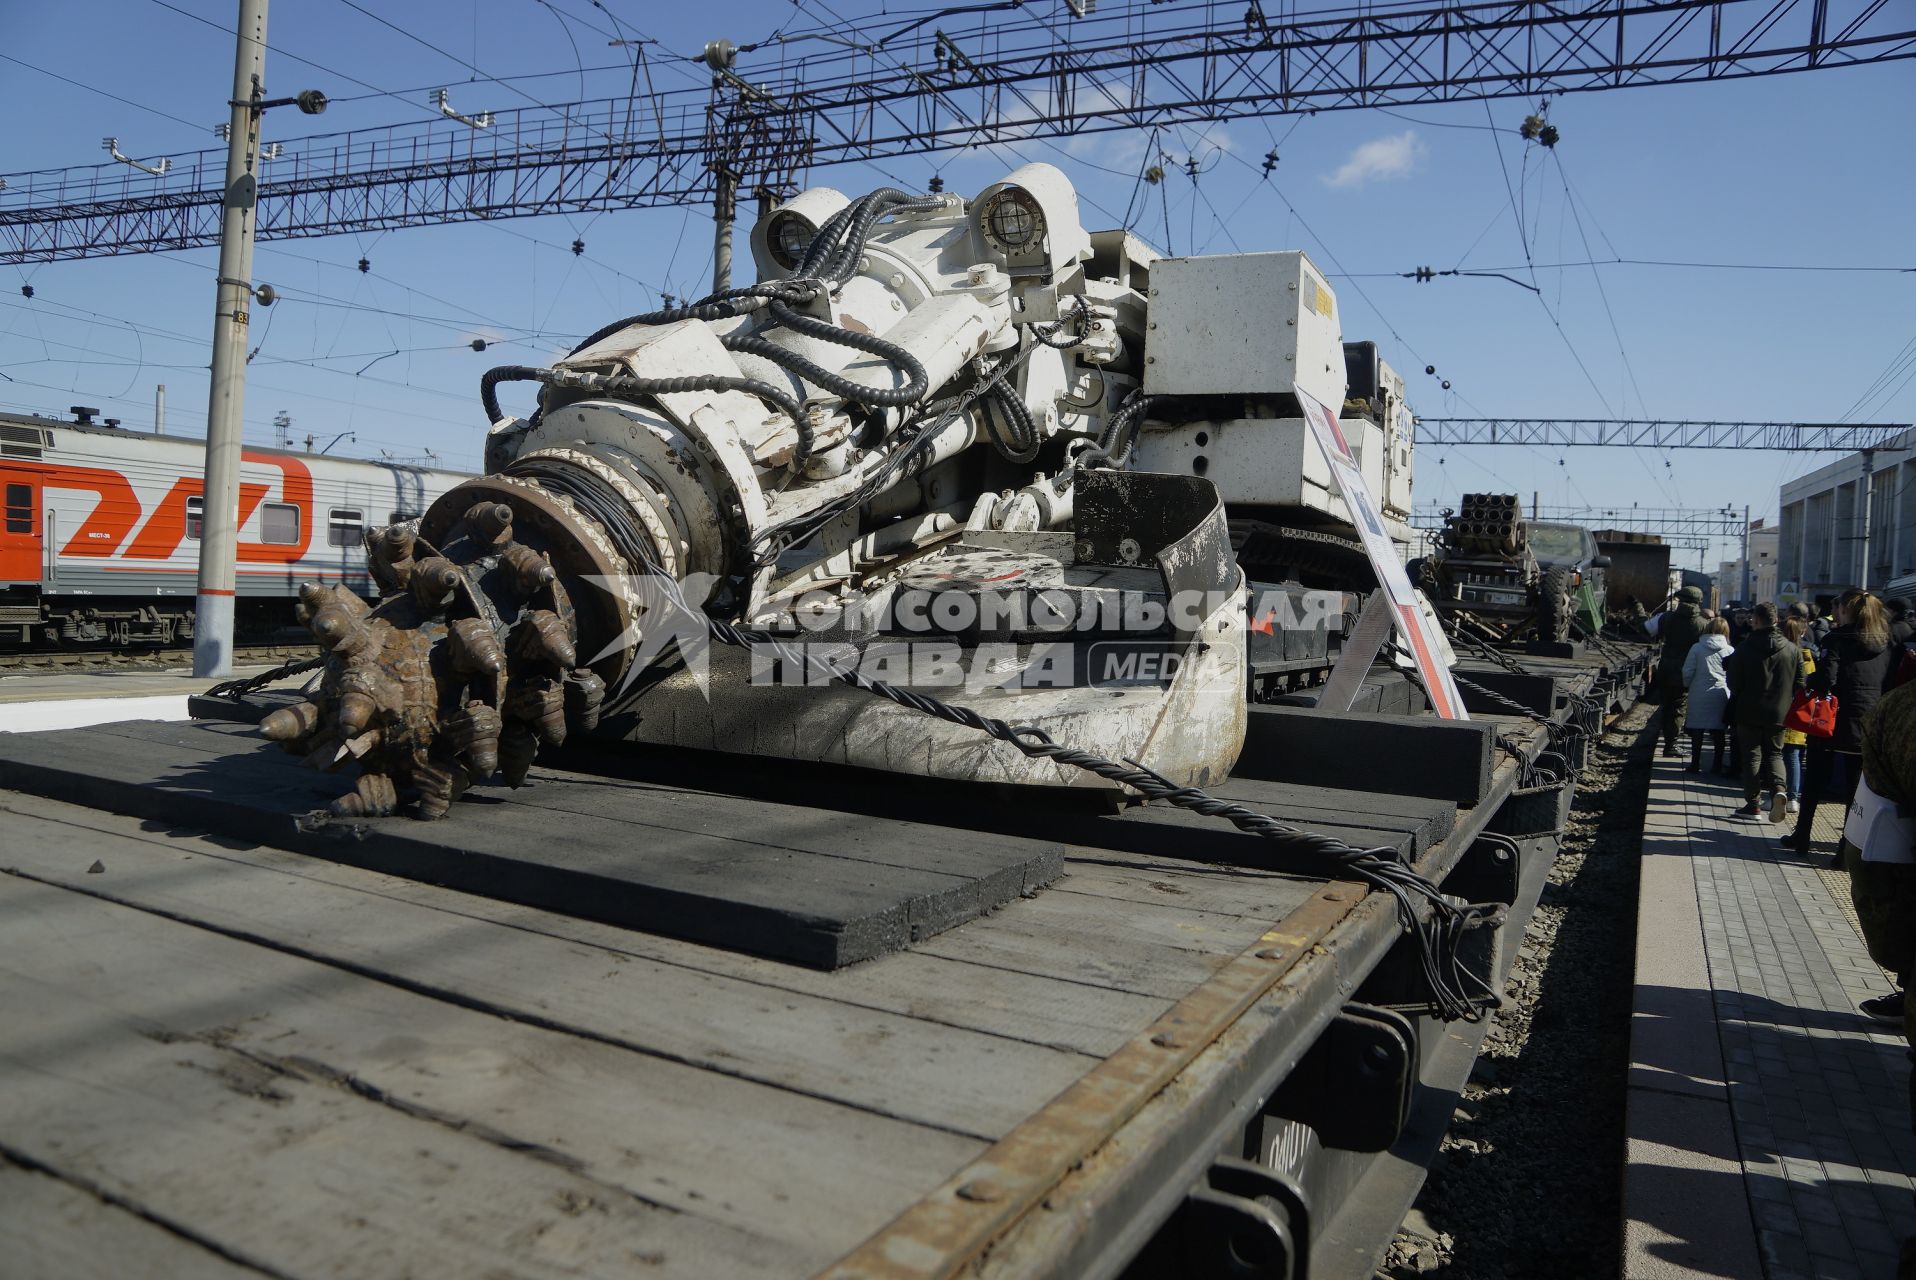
left=508, top=458, right=1504, bottom=1023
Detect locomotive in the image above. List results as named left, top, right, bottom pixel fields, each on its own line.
left=0, top=407, right=468, bottom=647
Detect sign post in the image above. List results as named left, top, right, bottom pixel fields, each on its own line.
left=1295, top=386, right=1468, bottom=720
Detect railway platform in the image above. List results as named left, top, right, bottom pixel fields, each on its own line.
left=0, top=663, right=280, bottom=733
left=1625, top=755, right=1916, bottom=1280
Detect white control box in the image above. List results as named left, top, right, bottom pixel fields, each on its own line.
left=1141, top=251, right=1345, bottom=409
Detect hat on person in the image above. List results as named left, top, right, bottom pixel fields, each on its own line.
left=1679, top=585, right=1704, bottom=603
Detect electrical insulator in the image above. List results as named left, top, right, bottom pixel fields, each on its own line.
left=357, top=257, right=371, bottom=274
left=928, top=175, right=944, bottom=193
left=1414, top=266, right=1435, bottom=282
left=571, top=239, right=585, bottom=256
left=20, top=285, right=32, bottom=298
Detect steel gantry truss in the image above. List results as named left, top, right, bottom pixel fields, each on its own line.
left=1412, top=503, right=1750, bottom=538
left=1417, top=418, right=1912, bottom=450
left=3, top=0, right=1912, bottom=262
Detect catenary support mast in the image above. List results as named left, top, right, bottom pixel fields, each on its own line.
left=193, top=0, right=268, bottom=678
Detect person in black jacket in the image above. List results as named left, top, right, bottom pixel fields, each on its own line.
left=1654, top=586, right=1706, bottom=758
left=1787, top=589, right=1899, bottom=858
left=1809, top=595, right=1837, bottom=648
left=1724, top=602, right=1803, bottom=820
left=1891, top=597, right=1914, bottom=647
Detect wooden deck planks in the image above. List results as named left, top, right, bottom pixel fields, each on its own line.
left=0, top=866, right=986, bottom=1268
left=915, top=889, right=1271, bottom=1000
left=0, top=799, right=1097, bottom=1140
left=0, top=791, right=1169, bottom=1058
left=0, top=877, right=798, bottom=1279
left=3, top=721, right=1062, bottom=969
left=0, top=1160, right=269, bottom=1280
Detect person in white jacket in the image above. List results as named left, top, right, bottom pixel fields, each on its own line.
left=1681, top=617, right=1735, bottom=774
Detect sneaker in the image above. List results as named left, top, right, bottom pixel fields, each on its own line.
left=1861, top=993, right=1904, bottom=1024
left=1736, top=801, right=1761, bottom=817
left=1786, top=799, right=1800, bottom=817
left=1768, top=792, right=1788, bottom=824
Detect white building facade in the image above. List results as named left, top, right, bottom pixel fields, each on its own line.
left=1777, top=425, right=1916, bottom=605
left=1717, top=524, right=1780, bottom=607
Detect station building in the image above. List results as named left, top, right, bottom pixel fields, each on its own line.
left=1776, top=424, right=1916, bottom=605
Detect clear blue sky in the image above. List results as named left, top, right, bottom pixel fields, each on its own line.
left=3, top=0, right=1912, bottom=570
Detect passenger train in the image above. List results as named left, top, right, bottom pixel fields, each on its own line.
left=0, top=408, right=469, bottom=647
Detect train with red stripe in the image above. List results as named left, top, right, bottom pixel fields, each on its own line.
left=0, top=408, right=469, bottom=647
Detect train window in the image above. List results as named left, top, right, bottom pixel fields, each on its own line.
left=4, top=483, right=30, bottom=533
left=327, top=508, right=364, bottom=548
left=185, top=495, right=203, bottom=540
left=261, top=502, right=300, bottom=545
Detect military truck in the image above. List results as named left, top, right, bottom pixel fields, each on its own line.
left=1416, top=495, right=1609, bottom=643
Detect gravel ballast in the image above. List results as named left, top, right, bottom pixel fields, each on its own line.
left=1383, top=701, right=1659, bottom=1278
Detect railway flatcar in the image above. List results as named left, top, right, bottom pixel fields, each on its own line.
left=0, top=408, right=469, bottom=647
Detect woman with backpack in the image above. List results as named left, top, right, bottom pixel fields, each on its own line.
left=1680, top=617, right=1734, bottom=775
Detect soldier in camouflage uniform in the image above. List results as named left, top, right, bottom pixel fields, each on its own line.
left=1655, top=585, right=1706, bottom=758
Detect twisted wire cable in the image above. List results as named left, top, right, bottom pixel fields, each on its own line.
left=518, top=455, right=1500, bottom=1022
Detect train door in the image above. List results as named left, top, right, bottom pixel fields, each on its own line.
left=0, top=472, right=42, bottom=585
left=323, top=485, right=369, bottom=590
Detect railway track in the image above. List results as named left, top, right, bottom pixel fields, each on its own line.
left=0, top=643, right=317, bottom=675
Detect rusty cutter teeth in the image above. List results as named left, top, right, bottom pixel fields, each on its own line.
left=412, top=758, right=471, bottom=821
left=564, top=669, right=606, bottom=734
left=500, top=542, right=557, bottom=596
left=329, top=772, right=398, bottom=818
left=260, top=699, right=324, bottom=744
left=465, top=501, right=515, bottom=546
left=442, top=700, right=504, bottom=777
left=410, top=556, right=461, bottom=612
left=447, top=616, right=506, bottom=676
left=511, top=609, right=577, bottom=669
left=505, top=674, right=568, bottom=747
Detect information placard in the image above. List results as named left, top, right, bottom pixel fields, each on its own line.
left=1295, top=386, right=1469, bottom=720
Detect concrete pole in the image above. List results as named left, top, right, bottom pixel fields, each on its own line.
left=154, top=383, right=165, bottom=435
left=1741, top=505, right=1751, bottom=605
left=193, top=0, right=268, bottom=678
left=1857, top=449, right=1874, bottom=592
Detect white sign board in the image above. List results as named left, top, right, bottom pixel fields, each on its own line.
left=1295, top=386, right=1469, bottom=720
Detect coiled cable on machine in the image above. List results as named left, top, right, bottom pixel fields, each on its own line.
left=1073, top=390, right=1160, bottom=470
left=721, top=301, right=930, bottom=408
left=981, top=383, right=1040, bottom=463
left=527, top=187, right=946, bottom=473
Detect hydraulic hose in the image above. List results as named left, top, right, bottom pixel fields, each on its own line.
left=983, top=383, right=1040, bottom=463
